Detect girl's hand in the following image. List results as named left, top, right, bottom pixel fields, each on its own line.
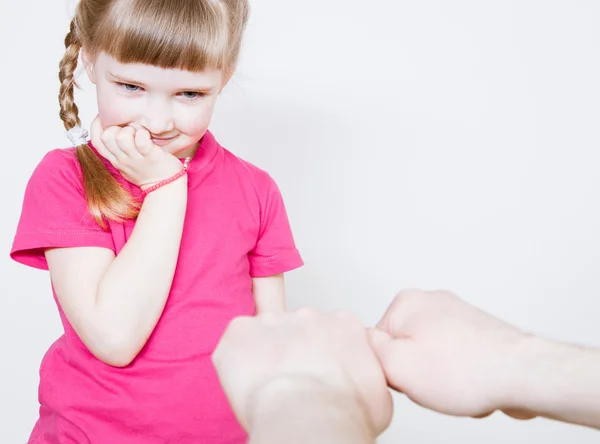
left=90, top=116, right=185, bottom=189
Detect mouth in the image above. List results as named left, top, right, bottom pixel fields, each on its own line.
left=151, top=136, right=177, bottom=146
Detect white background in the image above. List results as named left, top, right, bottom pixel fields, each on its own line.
left=1, top=0, right=599, bottom=442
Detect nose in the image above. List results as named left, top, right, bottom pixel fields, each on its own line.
left=139, top=104, right=174, bottom=135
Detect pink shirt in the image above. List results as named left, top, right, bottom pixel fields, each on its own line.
left=11, top=130, right=303, bottom=443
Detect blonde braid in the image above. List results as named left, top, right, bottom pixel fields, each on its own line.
left=58, top=19, right=140, bottom=229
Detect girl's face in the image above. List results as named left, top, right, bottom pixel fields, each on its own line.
left=83, top=51, right=227, bottom=158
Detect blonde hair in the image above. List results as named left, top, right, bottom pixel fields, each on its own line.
left=58, top=0, right=250, bottom=228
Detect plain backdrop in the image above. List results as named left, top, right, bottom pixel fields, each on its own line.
left=1, top=0, right=599, bottom=442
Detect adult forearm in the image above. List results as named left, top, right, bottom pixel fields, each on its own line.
left=513, top=337, right=600, bottom=429
left=95, top=179, right=188, bottom=362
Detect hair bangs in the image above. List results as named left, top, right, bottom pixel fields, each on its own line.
left=95, top=0, right=229, bottom=71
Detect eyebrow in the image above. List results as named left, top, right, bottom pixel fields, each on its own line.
left=107, top=71, right=216, bottom=92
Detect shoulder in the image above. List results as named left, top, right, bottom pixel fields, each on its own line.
left=22, top=147, right=87, bottom=210
left=29, top=148, right=82, bottom=189
left=11, top=148, right=114, bottom=270
left=37, top=147, right=79, bottom=169
left=221, top=148, right=279, bottom=194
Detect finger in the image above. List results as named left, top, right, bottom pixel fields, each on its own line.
left=367, top=328, right=404, bottom=393
left=501, top=408, right=538, bottom=421
left=355, top=328, right=395, bottom=434
left=89, top=115, right=104, bottom=144
left=294, top=307, right=319, bottom=318
left=367, top=327, right=392, bottom=350
left=134, top=127, right=156, bottom=156
left=91, top=118, right=118, bottom=166
left=100, top=126, right=128, bottom=164
left=375, top=289, right=424, bottom=337
left=115, top=126, right=143, bottom=160
left=373, top=389, right=394, bottom=434
left=369, top=335, right=415, bottom=395
left=333, top=310, right=362, bottom=323
left=90, top=116, right=107, bottom=154
left=330, top=311, right=365, bottom=337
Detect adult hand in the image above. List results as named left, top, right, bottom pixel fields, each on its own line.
left=213, top=309, right=394, bottom=436
left=371, top=289, right=535, bottom=420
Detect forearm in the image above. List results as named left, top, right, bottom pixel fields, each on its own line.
left=254, top=296, right=286, bottom=314
left=253, top=274, right=286, bottom=314
left=511, top=337, right=600, bottom=429
left=248, top=377, right=375, bottom=444
left=95, top=179, right=187, bottom=359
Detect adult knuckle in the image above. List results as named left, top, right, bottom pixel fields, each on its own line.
left=334, top=310, right=363, bottom=329
left=394, top=288, right=425, bottom=304
left=295, top=307, right=317, bottom=317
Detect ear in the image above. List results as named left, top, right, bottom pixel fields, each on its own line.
left=81, top=49, right=96, bottom=84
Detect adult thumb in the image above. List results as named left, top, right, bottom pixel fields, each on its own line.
left=367, top=328, right=415, bottom=395
left=367, top=327, right=392, bottom=349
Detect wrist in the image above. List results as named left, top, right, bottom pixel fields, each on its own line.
left=140, top=171, right=188, bottom=193
left=248, top=375, right=375, bottom=444
left=501, top=334, right=573, bottom=416
left=140, top=158, right=191, bottom=194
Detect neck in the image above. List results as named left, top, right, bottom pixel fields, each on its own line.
left=174, top=142, right=199, bottom=160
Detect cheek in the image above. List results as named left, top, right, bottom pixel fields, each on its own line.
left=96, top=86, right=134, bottom=126
left=177, top=102, right=216, bottom=135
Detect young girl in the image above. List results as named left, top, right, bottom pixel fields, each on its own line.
left=10, top=0, right=303, bottom=442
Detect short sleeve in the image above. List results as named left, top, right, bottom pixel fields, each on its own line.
left=10, top=149, right=115, bottom=270
left=248, top=172, right=303, bottom=277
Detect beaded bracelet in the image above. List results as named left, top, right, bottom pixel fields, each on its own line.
left=141, top=157, right=191, bottom=196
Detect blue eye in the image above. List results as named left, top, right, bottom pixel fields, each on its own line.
left=181, top=91, right=204, bottom=100
left=119, top=83, right=141, bottom=92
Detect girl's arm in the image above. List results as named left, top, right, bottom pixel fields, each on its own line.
left=252, top=274, right=286, bottom=314
left=46, top=177, right=187, bottom=367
